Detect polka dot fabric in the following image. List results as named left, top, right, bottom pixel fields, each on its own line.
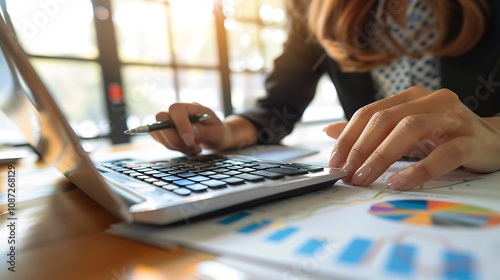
left=371, top=0, right=441, bottom=98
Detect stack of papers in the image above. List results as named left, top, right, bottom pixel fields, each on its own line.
left=109, top=160, right=500, bottom=280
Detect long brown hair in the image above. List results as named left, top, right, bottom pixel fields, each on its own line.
left=301, top=0, right=490, bottom=72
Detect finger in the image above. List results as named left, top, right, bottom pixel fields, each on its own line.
left=153, top=112, right=182, bottom=146
left=322, top=121, right=348, bottom=139
left=387, top=137, right=470, bottom=190
left=350, top=114, right=454, bottom=186
left=167, top=103, right=214, bottom=147
left=343, top=103, right=441, bottom=182
left=339, top=88, right=462, bottom=182
left=330, top=86, right=431, bottom=168
left=151, top=128, right=202, bottom=155
left=348, top=89, right=476, bottom=184
left=155, top=111, right=170, bottom=122
left=152, top=110, right=203, bottom=154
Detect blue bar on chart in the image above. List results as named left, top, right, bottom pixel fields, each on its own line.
left=443, top=251, right=475, bottom=280
left=296, top=238, right=327, bottom=256
left=266, top=227, right=298, bottom=243
left=338, top=238, right=373, bottom=265
left=218, top=211, right=251, bottom=225
left=385, top=244, right=416, bottom=276
left=237, top=219, right=272, bottom=234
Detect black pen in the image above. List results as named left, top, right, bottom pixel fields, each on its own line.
left=123, top=113, right=210, bottom=135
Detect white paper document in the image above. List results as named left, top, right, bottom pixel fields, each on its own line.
left=109, top=161, right=500, bottom=280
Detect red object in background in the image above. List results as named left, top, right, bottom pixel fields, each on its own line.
left=108, top=83, right=123, bottom=103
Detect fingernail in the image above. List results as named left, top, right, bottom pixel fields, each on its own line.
left=342, top=161, right=357, bottom=175
left=387, top=172, right=410, bottom=190
left=192, top=125, right=199, bottom=139
left=329, top=151, right=342, bottom=168
left=182, top=132, right=194, bottom=147
left=352, top=164, right=371, bottom=185
left=341, top=162, right=355, bottom=183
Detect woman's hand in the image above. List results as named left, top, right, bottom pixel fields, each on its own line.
left=150, top=102, right=258, bottom=155
left=323, top=86, right=500, bottom=190
left=150, top=103, right=230, bottom=155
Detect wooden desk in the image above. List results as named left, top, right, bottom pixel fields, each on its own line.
left=0, top=122, right=335, bottom=280
left=0, top=157, right=215, bottom=280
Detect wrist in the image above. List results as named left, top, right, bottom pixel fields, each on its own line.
left=222, top=116, right=258, bottom=151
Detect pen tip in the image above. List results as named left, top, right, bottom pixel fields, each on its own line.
left=123, top=130, right=131, bottom=134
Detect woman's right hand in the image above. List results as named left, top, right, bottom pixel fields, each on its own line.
left=150, top=103, right=231, bottom=155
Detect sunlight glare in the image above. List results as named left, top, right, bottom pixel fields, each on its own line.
left=169, top=0, right=213, bottom=27
left=113, top=1, right=165, bottom=35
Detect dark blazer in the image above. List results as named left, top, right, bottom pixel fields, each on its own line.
left=239, top=0, right=500, bottom=144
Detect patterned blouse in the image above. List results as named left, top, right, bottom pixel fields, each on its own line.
left=370, top=0, right=441, bottom=98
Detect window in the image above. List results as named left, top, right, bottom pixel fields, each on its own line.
left=3, top=0, right=108, bottom=140
left=0, top=0, right=342, bottom=146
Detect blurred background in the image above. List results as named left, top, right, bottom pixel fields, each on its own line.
left=0, top=0, right=343, bottom=146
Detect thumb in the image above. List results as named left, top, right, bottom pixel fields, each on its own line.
left=322, top=121, right=348, bottom=139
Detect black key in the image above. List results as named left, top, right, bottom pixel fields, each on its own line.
left=167, top=170, right=185, bottom=175
left=131, top=166, right=146, bottom=170
left=189, top=175, right=210, bottom=182
left=235, top=173, right=265, bottom=182
left=226, top=166, right=241, bottom=170
left=162, top=175, right=182, bottom=182
left=250, top=170, right=285, bottom=180
left=158, top=168, right=176, bottom=172
left=222, top=177, right=245, bottom=185
left=173, top=188, right=191, bottom=196
left=210, top=174, right=230, bottom=180
left=213, top=168, right=230, bottom=173
left=252, top=163, right=280, bottom=170
left=152, top=172, right=170, bottom=178
left=200, top=166, right=218, bottom=171
left=237, top=167, right=256, bottom=173
left=136, top=168, right=154, bottom=172
left=201, top=179, right=227, bottom=189
left=112, top=168, right=129, bottom=172
left=265, top=167, right=308, bottom=176
left=286, top=163, right=324, bottom=172
left=178, top=172, right=197, bottom=178
left=185, top=183, right=208, bottom=192
left=173, top=179, right=195, bottom=186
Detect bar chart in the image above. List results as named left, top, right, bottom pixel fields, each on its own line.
left=215, top=203, right=486, bottom=280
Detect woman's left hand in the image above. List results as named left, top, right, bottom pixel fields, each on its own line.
left=323, top=86, right=500, bottom=190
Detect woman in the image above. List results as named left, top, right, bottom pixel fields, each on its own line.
left=151, top=0, right=500, bottom=190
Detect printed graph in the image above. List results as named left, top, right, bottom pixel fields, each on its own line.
left=338, top=237, right=476, bottom=280
left=369, top=200, right=500, bottom=228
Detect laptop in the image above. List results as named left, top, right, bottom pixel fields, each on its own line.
left=0, top=14, right=346, bottom=225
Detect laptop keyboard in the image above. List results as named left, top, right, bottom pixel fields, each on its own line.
left=101, top=155, right=325, bottom=197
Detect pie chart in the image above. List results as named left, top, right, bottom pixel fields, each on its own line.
left=369, top=200, right=500, bottom=228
